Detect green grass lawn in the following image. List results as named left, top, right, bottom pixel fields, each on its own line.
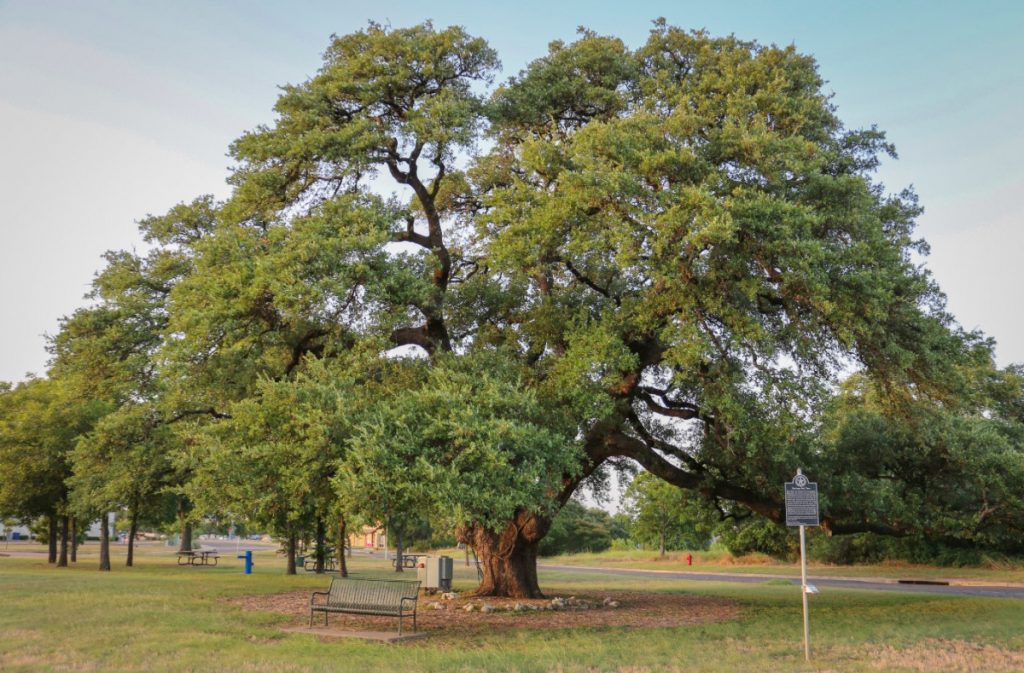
left=2, top=543, right=1024, bottom=672
left=540, top=548, right=1024, bottom=584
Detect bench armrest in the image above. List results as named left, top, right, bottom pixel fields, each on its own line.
left=310, top=590, right=329, bottom=606
left=400, top=596, right=418, bottom=610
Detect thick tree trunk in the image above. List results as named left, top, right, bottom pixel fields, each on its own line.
left=177, top=498, right=192, bottom=553
left=336, top=517, right=348, bottom=578
left=47, top=514, right=57, bottom=564
left=393, top=527, right=404, bottom=573
left=70, top=518, right=78, bottom=563
left=466, top=509, right=549, bottom=599
left=57, top=515, right=69, bottom=567
left=286, top=531, right=297, bottom=575
left=99, top=513, right=111, bottom=571
left=314, top=517, right=325, bottom=573
left=126, top=503, right=139, bottom=567
left=180, top=521, right=193, bottom=553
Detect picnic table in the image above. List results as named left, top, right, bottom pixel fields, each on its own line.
left=394, top=553, right=425, bottom=569
left=176, top=548, right=220, bottom=567
left=303, top=555, right=338, bottom=572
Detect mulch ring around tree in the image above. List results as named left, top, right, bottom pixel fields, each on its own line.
left=225, top=590, right=741, bottom=639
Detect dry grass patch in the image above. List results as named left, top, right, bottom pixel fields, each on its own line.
left=0, top=628, right=44, bottom=641
left=862, top=638, right=1024, bottom=672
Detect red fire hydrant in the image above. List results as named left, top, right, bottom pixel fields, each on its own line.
left=686, top=554, right=693, bottom=566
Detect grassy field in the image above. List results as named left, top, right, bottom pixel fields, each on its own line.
left=541, top=548, right=1024, bottom=584
left=2, top=542, right=1024, bottom=672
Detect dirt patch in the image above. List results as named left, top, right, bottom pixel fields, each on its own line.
left=225, top=590, right=740, bottom=638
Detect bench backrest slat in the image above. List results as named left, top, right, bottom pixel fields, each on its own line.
left=327, top=577, right=418, bottom=608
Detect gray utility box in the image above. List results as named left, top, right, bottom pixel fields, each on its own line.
left=417, top=555, right=453, bottom=592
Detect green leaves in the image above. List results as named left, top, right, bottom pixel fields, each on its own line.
left=815, top=369, right=1024, bottom=552
left=69, top=403, right=171, bottom=515
left=0, top=378, right=109, bottom=519
left=229, top=22, right=498, bottom=207
left=187, top=368, right=345, bottom=535
left=490, top=30, right=633, bottom=132
left=623, top=471, right=716, bottom=552
left=334, top=351, right=582, bottom=534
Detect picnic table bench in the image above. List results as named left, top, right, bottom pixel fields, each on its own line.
left=176, top=547, right=220, bottom=567
left=309, top=577, right=420, bottom=635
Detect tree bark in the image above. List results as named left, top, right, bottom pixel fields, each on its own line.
left=99, top=512, right=111, bottom=571
left=466, top=509, right=549, bottom=599
left=177, top=498, right=192, bottom=552
left=47, top=514, right=57, bottom=564
left=286, top=531, right=297, bottom=575
left=126, top=502, right=139, bottom=567
left=659, top=531, right=666, bottom=557
left=314, top=516, right=325, bottom=573
left=57, top=515, right=69, bottom=567
left=336, top=517, right=348, bottom=578
left=393, top=526, right=404, bottom=573
left=180, top=521, right=193, bottom=553
left=70, top=518, right=78, bottom=563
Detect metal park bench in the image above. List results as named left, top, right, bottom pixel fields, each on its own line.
left=309, top=577, right=420, bottom=635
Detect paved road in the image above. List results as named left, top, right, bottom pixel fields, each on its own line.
left=199, top=539, right=279, bottom=553
left=539, top=564, right=1024, bottom=599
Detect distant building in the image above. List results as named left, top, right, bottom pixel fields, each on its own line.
left=86, top=516, right=116, bottom=539
left=350, top=524, right=387, bottom=550
left=0, top=516, right=115, bottom=540
left=0, top=522, right=32, bottom=540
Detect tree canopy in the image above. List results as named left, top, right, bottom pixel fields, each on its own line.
left=623, top=472, right=715, bottom=555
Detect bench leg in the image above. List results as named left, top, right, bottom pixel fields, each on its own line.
left=398, top=613, right=402, bottom=637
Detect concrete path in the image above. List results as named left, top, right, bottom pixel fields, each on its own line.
left=539, top=563, right=1024, bottom=599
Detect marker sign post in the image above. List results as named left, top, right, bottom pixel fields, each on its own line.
left=785, top=469, right=819, bottom=662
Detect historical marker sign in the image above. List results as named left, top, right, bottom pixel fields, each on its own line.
left=785, top=473, right=819, bottom=527
left=786, top=469, right=819, bottom=662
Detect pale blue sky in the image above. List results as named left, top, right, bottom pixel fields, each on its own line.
left=1, top=0, right=1022, bottom=382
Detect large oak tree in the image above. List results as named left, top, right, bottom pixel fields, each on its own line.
left=143, top=21, right=1004, bottom=597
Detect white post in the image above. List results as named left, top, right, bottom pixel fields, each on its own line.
left=800, top=523, right=810, bottom=661
left=798, top=468, right=810, bottom=662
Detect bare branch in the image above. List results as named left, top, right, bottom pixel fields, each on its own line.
left=561, top=257, right=619, bottom=306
